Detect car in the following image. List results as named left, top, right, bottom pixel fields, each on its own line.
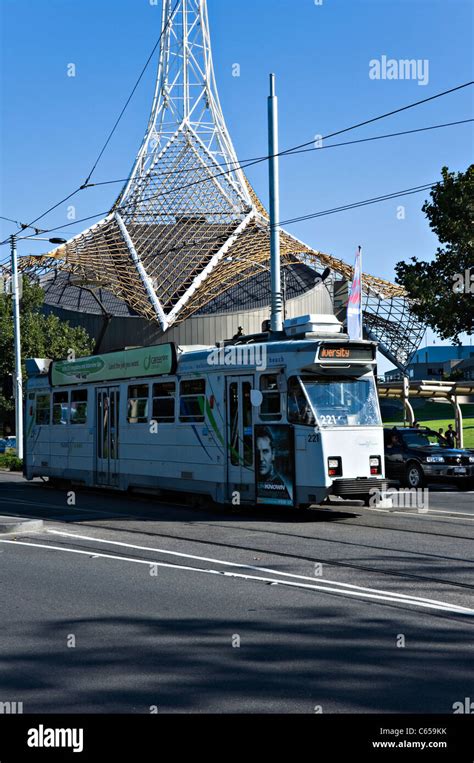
left=384, top=427, right=474, bottom=490
left=0, top=439, right=7, bottom=454
left=4, top=436, right=16, bottom=453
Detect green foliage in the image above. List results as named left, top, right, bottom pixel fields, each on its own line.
left=395, top=165, right=473, bottom=343
left=0, top=277, right=95, bottom=423
left=0, top=453, right=23, bottom=471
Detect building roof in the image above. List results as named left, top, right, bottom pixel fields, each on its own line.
left=411, top=346, right=474, bottom=364
left=40, top=261, right=321, bottom=318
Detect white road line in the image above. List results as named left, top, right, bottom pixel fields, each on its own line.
left=45, top=529, right=474, bottom=614
left=369, top=507, right=474, bottom=520
left=421, top=509, right=474, bottom=517
left=1, top=537, right=472, bottom=615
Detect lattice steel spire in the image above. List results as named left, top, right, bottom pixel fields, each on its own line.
left=117, top=0, right=252, bottom=209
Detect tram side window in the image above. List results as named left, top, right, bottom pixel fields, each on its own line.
left=53, top=391, right=69, bottom=425
left=288, top=377, right=316, bottom=426
left=260, top=375, right=282, bottom=421
left=35, top=394, right=51, bottom=426
left=71, top=390, right=88, bottom=425
left=152, top=382, right=176, bottom=423
left=128, top=385, right=149, bottom=424
left=180, top=379, right=206, bottom=423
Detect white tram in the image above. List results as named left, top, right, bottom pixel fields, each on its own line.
left=24, top=315, right=387, bottom=508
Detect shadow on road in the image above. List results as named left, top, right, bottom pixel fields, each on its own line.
left=0, top=477, right=360, bottom=526
left=0, top=608, right=472, bottom=714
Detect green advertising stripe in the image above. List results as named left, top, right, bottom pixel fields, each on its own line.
left=51, top=345, right=176, bottom=386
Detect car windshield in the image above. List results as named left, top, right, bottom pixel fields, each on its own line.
left=301, top=375, right=381, bottom=428
left=401, top=432, right=432, bottom=447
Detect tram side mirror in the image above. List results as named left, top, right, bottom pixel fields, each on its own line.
left=250, top=390, right=263, bottom=408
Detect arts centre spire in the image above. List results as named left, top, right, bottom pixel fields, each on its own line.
left=24, top=0, right=424, bottom=367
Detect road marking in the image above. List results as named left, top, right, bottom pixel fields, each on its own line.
left=1, top=537, right=472, bottom=614
left=368, top=507, right=474, bottom=520
left=21, top=529, right=473, bottom=615
left=422, top=508, right=474, bottom=516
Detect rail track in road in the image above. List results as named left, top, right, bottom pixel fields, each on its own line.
left=0, top=478, right=473, bottom=601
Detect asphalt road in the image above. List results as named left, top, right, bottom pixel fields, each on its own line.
left=0, top=473, right=472, bottom=713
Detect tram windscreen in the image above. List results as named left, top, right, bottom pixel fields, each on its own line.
left=301, top=375, right=381, bottom=428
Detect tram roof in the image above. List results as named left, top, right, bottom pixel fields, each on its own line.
left=26, top=334, right=377, bottom=388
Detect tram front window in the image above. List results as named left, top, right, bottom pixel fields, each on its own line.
left=294, top=375, right=381, bottom=428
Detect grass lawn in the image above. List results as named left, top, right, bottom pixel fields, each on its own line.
left=381, top=401, right=474, bottom=449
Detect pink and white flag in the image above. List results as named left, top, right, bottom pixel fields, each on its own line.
left=347, top=247, right=363, bottom=340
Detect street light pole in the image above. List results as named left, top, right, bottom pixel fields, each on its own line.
left=10, top=234, right=23, bottom=460
left=268, top=74, right=283, bottom=333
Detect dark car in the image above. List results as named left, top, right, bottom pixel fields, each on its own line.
left=384, top=427, right=474, bottom=490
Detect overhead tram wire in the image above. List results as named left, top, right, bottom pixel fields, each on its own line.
left=11, top=181, right=437, bottom=246
left=6, top=182, right=437, bottom=287
left=277, top=80, right=474, bottom=158
left=0, top=0, right=180, bottom=246
left=84, top=118, right=474, bottom=188
left=3, top=79, right=472, bottom=247
left=9, top=118, right=470, bottom=246
left=82, top=0, right=181, bottom=187
left=0, top=215, right=26, bottom=226
left=87, top=81, right=473, bottom=188
left=278, top=183, right=436, bottom=228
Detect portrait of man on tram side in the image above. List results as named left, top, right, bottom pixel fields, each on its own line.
left=255, top=425, right=295, bottom=507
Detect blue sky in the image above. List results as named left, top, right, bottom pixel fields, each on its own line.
left=0, top=0, right=472, bottom=367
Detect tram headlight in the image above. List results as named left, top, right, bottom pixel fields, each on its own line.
left=328, top=457, right=342, bottom=477
left=370, top=456, right=382, bottom=475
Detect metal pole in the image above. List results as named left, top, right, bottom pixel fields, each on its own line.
left=403, top=375, right=415, bottom=426
left=268, top=74, right=283, bottom=333
left=10, top=235, right=23, bottom=460
left=358, top=246, right=363, bottom=340
left=449, top=393, right=464, bottom=449
left=182, top=0, right=189, bottom=120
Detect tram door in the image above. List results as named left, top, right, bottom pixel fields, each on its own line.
left=96, top=387, right=120, bottom=486
left=226, top=376, right=255, bottom=500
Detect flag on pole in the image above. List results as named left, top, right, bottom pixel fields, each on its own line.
left=347, top=246, right=363, bottom=340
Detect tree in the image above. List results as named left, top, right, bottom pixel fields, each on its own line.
left=0, top=277, right=94, bottom=430
left=395, top=165, right=473, bottom=343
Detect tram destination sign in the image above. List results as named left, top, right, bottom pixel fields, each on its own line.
left=318, top=344, right=375, bottom=362
left=51, top=344, right=177, bottom=386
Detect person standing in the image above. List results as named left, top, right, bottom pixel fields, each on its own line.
left=445, top=424, right=458, bottom=449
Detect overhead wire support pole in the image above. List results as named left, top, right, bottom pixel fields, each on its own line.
left=10, top=235, right=23, bottom=460
left=268, top=73, right=283, bottom=333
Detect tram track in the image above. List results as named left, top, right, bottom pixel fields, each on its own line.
left=3, top=484, right=474, bottom=553
left=1, top=484, right=472, bottom=595
left=3, top=532, right=473, bottom=622
left=8, top=503, right=469, bottom=595
left=28, top=481, right=474, bottom=542
left=53, top=521, right=474, bottom=593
